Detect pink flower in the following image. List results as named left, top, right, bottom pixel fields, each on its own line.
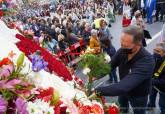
left=0, top=79, right=21, bottom=90
left=5, top=79, right=22, bottom=89
left=15, top=97, right=28, bottom=114
left=0, top=96, right=8, bottom=113
left=0, top=65, right=14, bottom=79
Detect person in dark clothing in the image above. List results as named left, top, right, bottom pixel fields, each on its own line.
left=155, top=0, right=165, bottom=22
left=39, top=20, right=46, bottom=32
left=32, top=19, right=40, bottom=37
left=147, top=42, right=165, bottom=114
left=94, top=25, right=155, bottom=114
left=66, top=27, right=79, bottom=45
left=58, top=34, right=68, bottom=51
left=136, top=0, right=146, bottom=18
left=82, top=23, right=91, bottom=45
left=99, top=19, right=113, bottom=50
left=131, top=0, right=138, bottom=18
left=102, top=39, right=118, bottom=83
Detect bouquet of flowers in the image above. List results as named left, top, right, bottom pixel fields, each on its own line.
left=0, top=53, right=69, bottom=114
left=0, top=20, right=120, bottom=114
left=0, top=53, right=35, bottom=113
left=78, top=53, right=111, bottom=96
left=0, top=52, right=106, bottom=114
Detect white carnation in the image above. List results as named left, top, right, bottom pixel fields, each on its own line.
left=82, top=67, right=91, bottom=75
left=104, top=53, right=111, bottom=63
left=27, top=99, right=54, bottom=114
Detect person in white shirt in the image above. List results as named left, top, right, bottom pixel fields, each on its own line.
left=131, top=10, right=145, bottom=29
left=123, top=0, right=132, bottom=18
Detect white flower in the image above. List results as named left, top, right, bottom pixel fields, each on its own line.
left=82, top=67, right=91, bottom=75
left=104, top=53, right=111, bottom=63
left=67, top=81, right=75, bottom=88
left=26, top=99, right=54, bottom=114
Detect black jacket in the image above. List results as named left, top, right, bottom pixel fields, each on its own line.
left=152, top=54, right=165, bottom=92
left=96, top=48, right=155, bottom=97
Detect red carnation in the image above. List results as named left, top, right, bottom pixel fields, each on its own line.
left=0, top=58, right=12, bottom=67
left=16, top=34, right=73, bottom=81
left=108, top=105, right=119, bottom=114
left=37, top=87, right=54, bottom=102
left=79, top=105, right=91, bottom=114
left=54, top=100, right=66, bottom=114
left=73, top=99, right=82, bottom=107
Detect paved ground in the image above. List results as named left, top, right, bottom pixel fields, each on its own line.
left=110, top=15, right=163, bottom=50
left=76, top=15, right=164, bottom=114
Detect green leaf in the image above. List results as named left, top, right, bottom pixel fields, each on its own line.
left=79, top=53, right=111, bottom=78
left=1, top=90, right=14, bottom=100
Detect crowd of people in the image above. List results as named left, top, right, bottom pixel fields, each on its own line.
left=3, top=0, right=116, bottom=54
left=1, top=0, right=165, bottom=114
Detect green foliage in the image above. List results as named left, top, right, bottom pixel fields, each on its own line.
left=1, top=90, right=14, bottom=101
left=79, top=53, right=111, bottom=78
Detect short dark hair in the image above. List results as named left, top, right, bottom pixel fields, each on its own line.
left=123, top=25, right=144, bottom=44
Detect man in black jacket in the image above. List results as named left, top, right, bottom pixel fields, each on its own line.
left=147, top=42, right=165, bottom=114
left=94, top=25, right=155, bottom=114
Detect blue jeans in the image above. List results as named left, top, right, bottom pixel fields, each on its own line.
left=118, top=95, right=148, bottom=114
left=146, top=8, right=153, bottom=23
left=109, top=69, right=118, bottom=83
left=159, top=92, right=165, bottom=114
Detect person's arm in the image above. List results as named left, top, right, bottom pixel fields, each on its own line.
left=106, top=27, right=113, bottom=39
left=152, top=78, right=165, bottom=86
left=70, top=33, right=79, bottom=42
left=95, top=55, right=155, bottom=96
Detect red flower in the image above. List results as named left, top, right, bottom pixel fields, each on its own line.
left=0, top=10, right=3, bottom=17
left=37, top=87, right=54, bottom=102
left=77, top=79, right=84, bottom=86
left=0, top=58, right=13, bottom=67
left=54, top=100, right=66, bottom=114
left=60, top=106, right=67, bottom=114
left=91, top=104, right=104, bottom=114
left=15, top=34, right=73, bottom=81
left=73, top=99, right=82, bottom=107
left=108, top=105, right=119, bottom=114
left=54, top=106, right=61, bottom=114
left=79, top=105, right=91, bottom=114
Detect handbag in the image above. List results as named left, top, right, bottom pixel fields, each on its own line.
left=144, top=29, right=152, bottom=39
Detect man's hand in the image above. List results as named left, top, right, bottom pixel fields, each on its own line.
left=88, top=91, right=98, bottom=100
